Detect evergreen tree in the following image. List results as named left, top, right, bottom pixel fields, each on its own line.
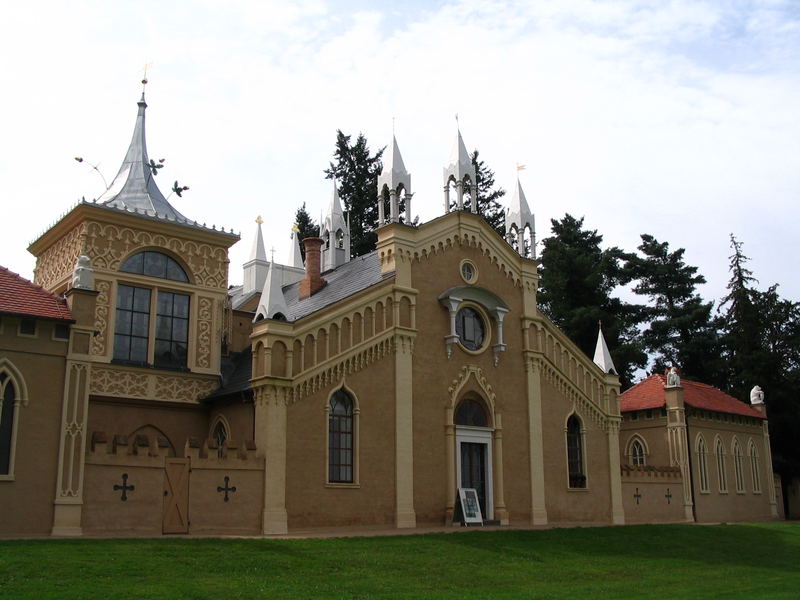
left=293, top=202, right=319, bottom=261
left=324, top=130, right=384, bottom=258
left=717, top=235, right=800, bottom=479
left=538, top=214, right=646, bottom=388
left=628, top=234, right=719, bottom=381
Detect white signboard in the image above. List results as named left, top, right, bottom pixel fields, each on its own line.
left=458, top=487, right=483, bottom=525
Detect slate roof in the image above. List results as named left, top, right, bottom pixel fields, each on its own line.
left=205, top=348, right=252, bottom=400
left=0, top=266, right=73, bottom=321
left=229, top=251, right=393, bottom=322
left=621, top=374, right=765, bottom=419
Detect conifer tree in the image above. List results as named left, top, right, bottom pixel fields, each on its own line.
left=538, top=214, right=646, bottom=388
left=628, top=234, right=719, bottom=381
left=293, top=202, right=319, bottom=261
left=323, top=130, right=384, bottom=258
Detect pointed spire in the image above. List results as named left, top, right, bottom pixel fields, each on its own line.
left=505, top=175, right=535, bottom=257
left=250, top=216, right=267, bottom=262
left=243, top=216, right=269, bottom=296
left=321, top=179, right=350, bottom=271
left=254, top=261, right=289, bottom=322
left=288, top=225, right=304, bottom=268
left=593, top=322, right=618, bottom=375
left=443, top=125, right=476, bottom=213
left=98, top=91, right=188, bottom=222
left=377, top=134, right=412, bottom=224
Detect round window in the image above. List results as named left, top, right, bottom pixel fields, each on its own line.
left=455, top=307, right=485, bottom=351
left=460, top=260, right=477, bottom=284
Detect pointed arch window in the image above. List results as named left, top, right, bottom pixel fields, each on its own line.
left=749, top=441, right=761, bottom=493
left=328, top=390, right=355, bottom=484
left=733, top=439, right=745, bottom=493
left=454, top=398, right=488, bottom=427
left=0, top=367, right=25, bottom=479
left=630, top=439, right=646, bottom=467
left=715, top=437, right=727, bottom=493
left=697, top=435, right=709, bottom=493
left=566, top=415, right=586, bottom=489
left=212, top=419, right=228, bottom=458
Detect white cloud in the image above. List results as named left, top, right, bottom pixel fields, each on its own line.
left=1, top=0, right=798, bottom=305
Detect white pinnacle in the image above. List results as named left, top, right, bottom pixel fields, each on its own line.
left=593, top=323, right=618, bottom=375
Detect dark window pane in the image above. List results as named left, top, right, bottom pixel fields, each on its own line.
left=130, top=337, right=148, bottom=362
left=19, top=319, right=36, bottom=335
left=144, top=251, right=167, bottom=278
left=117, top=285, right=134, bottom=309
left=157, top=292, right=173, bottom=315
left=455, top=398, right=488, bottom=427
left=455, top=307, right=485, bottom=351
left=132, top=287, right=151, bottom=312
left=173, top=294, right=190, bottom=317
left=115, top=311, right=131, bottom=333
left=131, top=312, right=149, bottom=337
left=173, top=319, right=188, bottom=342
left=54, top=324, right=70, bottom=340
left=167, top=259, right=189, bottom=282
left=120, top=253, right=144, bottom=274
left=113, top=335, right=130, bottom=360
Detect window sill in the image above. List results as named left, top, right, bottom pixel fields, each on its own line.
left=325, top=483, right=360, bottom=489
left=753, top=491, right=763, bottom=495
left=111, top=359, right=189, bottom=373
left=567, top=487, right=590, bottom=492
left=0, top=475, right=15, bottom=482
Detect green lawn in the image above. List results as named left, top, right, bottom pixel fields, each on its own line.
left=1, top=523, right=798, bottom=599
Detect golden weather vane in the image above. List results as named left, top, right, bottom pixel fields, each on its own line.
left=141, top=62, right=153, bottom=90
left=256, top=215, right=264, bottom=225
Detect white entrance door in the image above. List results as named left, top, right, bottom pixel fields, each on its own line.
left=456, top=427, right=493, bottom=520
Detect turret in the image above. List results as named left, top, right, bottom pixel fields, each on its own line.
left=243, top=216, right=269, bottom=296
left=320, top=180, right=350, bottom=271
left=505, top=176, right=535, bottom=258
left=442, top=128, right=476, bottom=213
left=377, top=135, right=412, bottom=225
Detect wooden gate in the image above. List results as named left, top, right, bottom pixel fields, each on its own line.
left=163, top=458, right=190, bottom=534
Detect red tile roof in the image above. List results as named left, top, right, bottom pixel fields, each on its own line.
left=0, top=266, right=73, bottom=321
left=620, top=374, right=765, bottom=419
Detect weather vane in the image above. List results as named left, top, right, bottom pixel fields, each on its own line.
left=141, top=62, right=153, bottom=91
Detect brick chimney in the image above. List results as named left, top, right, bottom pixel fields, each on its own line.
left=299, top=237, right=326, bottom=299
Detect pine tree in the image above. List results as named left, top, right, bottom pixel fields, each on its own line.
left=293, top=202, right=319, bottom=261
left=449, top=150, right=506, bottom=237
left=323, top=130, right=384, bottom=258
left=538, top=214, right=646, bottom=388
left=628, top=234, right=719, bottom=381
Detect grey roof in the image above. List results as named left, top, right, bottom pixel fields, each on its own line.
left=229, top=251, right=393, bottom=322
left=284, top=251, right=392, bottom=321
left=229, top=286, right=257, bottom=311
left=205, top=348, right=252, bottom=400
left=92, top=92, right=235, bottom=237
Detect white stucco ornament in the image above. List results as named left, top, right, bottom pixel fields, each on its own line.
left=666, top=366, right=681, bottom=388
left=750, top=385, right=765, bottom=405
left=71, top=255, right=94, bottom=290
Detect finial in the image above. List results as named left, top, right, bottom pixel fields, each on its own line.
left=455, top=112, right=459, bottom=129
left=270, top=247, right=276, bottom=263
left=256, top=215, right=264, bottom=225
left=141, top=62, right=152, bottom=92
left=291, top=224, right=300, bottom=234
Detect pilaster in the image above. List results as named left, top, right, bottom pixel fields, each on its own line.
left=255, top=385, right=289, bottom=534
left=605, top=417, right=625, bottom=525
left=493, top=413, right=509, bottom=525
left=394, top=332, right=416, bottom=528
left=525, top=356, right=548, bottom=525
left=665, top=385, right=695, bottom=522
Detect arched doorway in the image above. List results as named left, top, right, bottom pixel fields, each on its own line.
left=454, top=396, right=493, bottom=520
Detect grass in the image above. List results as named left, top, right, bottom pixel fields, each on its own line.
left=1, top=523, right=798, bottom=599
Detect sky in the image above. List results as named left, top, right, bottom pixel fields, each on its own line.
left=1, top=0, right=798, bottom=308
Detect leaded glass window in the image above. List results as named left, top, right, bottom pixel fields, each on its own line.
left=567, top=415, right=586, bottom=488
left=328, top=390, right=354, bottom=483
left=114, top=284, right=151, bottom=363
left=455, top=398, right=488, bottom=427
left=120, top=251, right=189, bottom=282
left=155, top=291, right=189, bottom=368
left=631, top=439, right=646, bottom=466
